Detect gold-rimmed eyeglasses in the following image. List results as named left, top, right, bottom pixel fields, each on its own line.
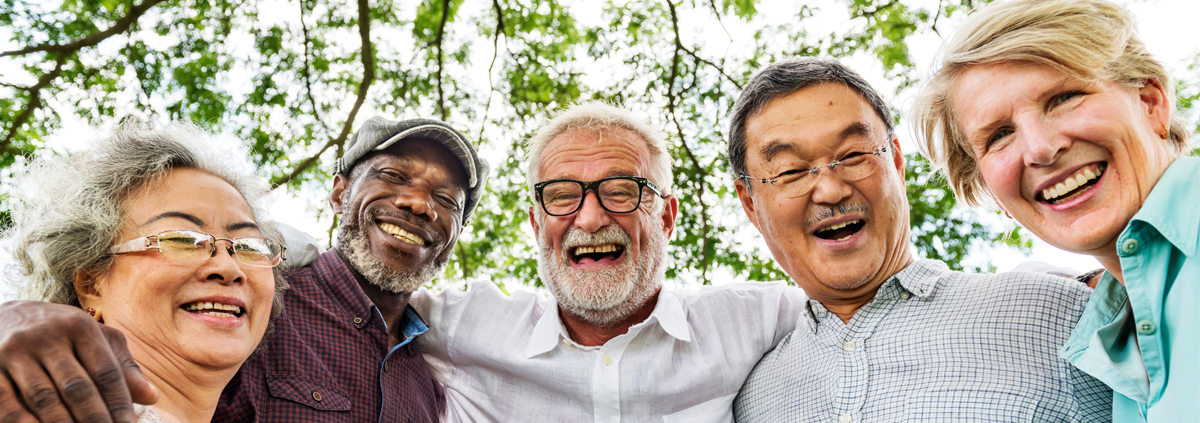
left=109, top=229, right=287, bottom=268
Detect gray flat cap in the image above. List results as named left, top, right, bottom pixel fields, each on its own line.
left=334, top=116, right=490, bottom=220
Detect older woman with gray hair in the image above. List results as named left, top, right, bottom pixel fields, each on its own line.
left=913, top=0, right=1196, bottom=420
left=4, top=123, right=287, bottom=422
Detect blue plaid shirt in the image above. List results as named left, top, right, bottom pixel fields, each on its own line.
left=734, top=259, right=1112, bottom=422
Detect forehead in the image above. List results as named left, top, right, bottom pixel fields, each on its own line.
left=122, top=168, right=255, bottom=230
left=353, top=138, right=469, bottom=190
left=745, top=83, right=884, bottom=160
left=952, top=62, right=1071, bottom=131
left=537, top=128, right=652, bottom=180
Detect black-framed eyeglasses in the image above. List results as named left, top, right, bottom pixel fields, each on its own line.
left=109, top=229, right=287, bottom=268
left=738, top=145, right=890, bottom=198
left=534, top=176, right=664, bottom=216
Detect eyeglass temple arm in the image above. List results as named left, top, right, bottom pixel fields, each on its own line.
left=108, top=236, right=155, bottom=254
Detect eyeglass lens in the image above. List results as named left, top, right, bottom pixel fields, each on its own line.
left=541, top=178, right=647, bottom=215
left=157, top=230, right=284, bottom=267
left=772, top=146, right=884, bottom=197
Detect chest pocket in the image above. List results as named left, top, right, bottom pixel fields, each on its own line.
left=266, top=375, right=352, bottom=411
left=903, top=391, right=1036, bottom=422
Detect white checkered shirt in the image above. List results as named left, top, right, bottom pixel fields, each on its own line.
left=734, top=260, right=1113, bottom=422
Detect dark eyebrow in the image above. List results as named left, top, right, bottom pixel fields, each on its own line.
left=759, top=140, right=797, bottom=163
left=228, top=222, right=261, bottom=232
left=757, top=120, right=875, bottom=163
left=145, top=212, right=204, bottom=227
left=839, top=121, right=872, bottom=141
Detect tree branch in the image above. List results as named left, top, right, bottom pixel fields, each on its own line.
left=271, top=0, right=375, bottom=189
left=477, top=0, right=507, bottom=141
left=0, top=0, right=167, bottom=58
left=0, top=56, right=67, bottom=153
left=665, top=0, right=712, bottom=284
left=298, top=0, right=330, bottom=137
left=434, top=0, right=451, bottom=121
left=931, top=0, right=945, bottom=36
left=706, top=0, right=734, bottom=44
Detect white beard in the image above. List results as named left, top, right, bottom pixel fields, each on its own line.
left=537, top=224, right=666, bottom=328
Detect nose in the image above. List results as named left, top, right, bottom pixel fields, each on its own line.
left=1018, top=118, right=1069, bottom=167
left=807, top=170, right=853, bottom=206
left=573, top=190, right=613, bottom=233
left=204, top=241, right=247, bottom=285
left=393, top=185, right=439, bottom=223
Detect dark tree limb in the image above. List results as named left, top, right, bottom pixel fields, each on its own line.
left=434, top=0, right=452, bottom=121
left=272, top=0, right=375, bottom=189
left=0, top=56, right=67, bottom=154
left=0, top=0, right=167, bottom=58
left=665, top=0, right=712, bottom=284
left=298, top=0, right=330, bottom=137
left=931, top=0, right=945, bottom=36
left=476, top=0, right=507, bottom=141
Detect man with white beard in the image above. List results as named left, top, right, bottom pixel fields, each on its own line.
left=409, top=101, right=806, bottom=422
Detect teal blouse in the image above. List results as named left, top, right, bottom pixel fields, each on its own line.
left=1060, top=156, right=1200, bottom=422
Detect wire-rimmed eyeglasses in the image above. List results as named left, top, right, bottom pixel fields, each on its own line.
left=534, top=176, right=664, bottom=216
left=738, top=145, right=890, bottom=198
left=109, top=229, right=287, bottom=268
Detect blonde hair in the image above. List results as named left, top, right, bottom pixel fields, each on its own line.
left=525, top=101, right=673, bottom=202
left=913, top=0, right=1189, bottom=206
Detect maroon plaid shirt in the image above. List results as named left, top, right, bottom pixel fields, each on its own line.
left=215, top=250, right=445, bottom=422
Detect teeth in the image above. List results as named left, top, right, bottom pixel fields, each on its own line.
left=378, top=223, right=425, bottom=246
left=574, top=244, right=619, bottom=256
left=1042, top=164, right=1105, bottom=202
left=818, top=220, right=861, bottom=233
left=837, top=234, right=853, bottom=241
left=184, top=301, right=242, bottom=316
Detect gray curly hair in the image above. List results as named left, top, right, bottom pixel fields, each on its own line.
left=6, top=121, right=287, bottom=318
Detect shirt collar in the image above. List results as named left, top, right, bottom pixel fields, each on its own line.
left=801, top=259, right=948, bottom=331
left=523, top=288, right=691, bottom=358
left=1127, top=156, right=1200, bottom=257
left=392, top=305, right=430, bottom=349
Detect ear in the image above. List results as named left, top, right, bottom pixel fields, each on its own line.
left=329, top=174, right=350, bottom=215
left=528, top=206, right=540, bottom=241
left=1138, top=78, right=1171, bottom=133
left=73, top=269, right=104, bottom=311
left=890, top=135, right=905, bottom=180
left=734, top=180, right=763, bottom=231
left=659, top=194, right=679, bottom=240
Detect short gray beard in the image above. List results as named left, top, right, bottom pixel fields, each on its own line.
left=337, top=195, right=445, bottom=295
left=537, top=223, right=666, bottom=328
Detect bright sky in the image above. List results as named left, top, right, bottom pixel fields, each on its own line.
left=7, top=0, right=1199, bottom=286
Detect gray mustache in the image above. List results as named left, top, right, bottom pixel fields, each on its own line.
left=805, top=202, right=870, bottom=229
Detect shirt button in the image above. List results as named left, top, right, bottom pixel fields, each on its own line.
left=312, top=391, right=323, bottom=402
left=1121, top=238, right=1139, bottom=255
left=603, top=355, right=614, bottom=365
left=842, top=342, right=856, bottom=352
left=839, top=413, right=852, bottom=423
left=900, top=292, right=912, bottom=301
left=382, top=362, right=388, bottom=372
left=353, top=317, right=363, bottom=325
left=1137, top=320, right=1156, bottom=335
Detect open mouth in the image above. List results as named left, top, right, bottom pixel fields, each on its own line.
left=814, top=219, right=865, bottom=241
left=379, top=222, right=426, bottom=246
left=1040, top=163, right=1105, bottom=205
left=569, top=243, right=625, bottom=265
left=182, top=301, right=243, bottom=318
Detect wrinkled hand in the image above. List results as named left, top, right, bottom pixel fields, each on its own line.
left=0, top=301, right=158, bottom=423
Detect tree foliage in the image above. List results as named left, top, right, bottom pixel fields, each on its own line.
left=1, top=0, right=1043, bottom=287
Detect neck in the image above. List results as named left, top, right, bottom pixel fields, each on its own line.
left=335, top=248, right=414, bottom=349
left=559, top=290, right=660, bottom=347
left=825, top=245, right=916, bottom=324
left=1095, top=252, right=1124, bottom=284
left=129, top=345, right=237, bottom=423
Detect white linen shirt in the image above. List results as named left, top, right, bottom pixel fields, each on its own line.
left=410, top=280, right=805, bottom=423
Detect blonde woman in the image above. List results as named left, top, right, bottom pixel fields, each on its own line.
left=914, top=0, right=1195, bottom=420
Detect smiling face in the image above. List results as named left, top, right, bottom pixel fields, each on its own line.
left=952, top=62, right=1177, bottom=259
left=529, top=129, right=678, bottom=327
left=330, top=138, right=467, bottom=294
left=77, top=167, right=276, bottom=371
left=735, top=83, right=912, bottom=308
